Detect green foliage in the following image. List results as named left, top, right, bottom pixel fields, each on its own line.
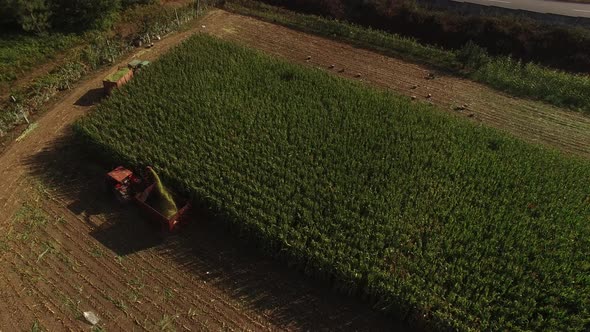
left=456, top=40, right=489, bottom=70
left=474, top=57, right=590, bottom=112
left=227, top=1, right=590, bottom=113
left=0, top=1, right=205, bottom=136
left=0, top=0, right=121, bottom=32
left=76, top=35, right=590, bottom=331
left=0, top=32, right=80, bottom=83
left=121, top=0, right=159, bottom=7
left=0, top=0, right=16, bottom=25
left=51, top=0, right=122, bottom=30
left=15, top=0, right=52, bottom=33
left=246, top=0, right=590, bottom=74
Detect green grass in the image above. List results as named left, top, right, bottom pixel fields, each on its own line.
left=0, top=32, right=80, bottom=83
left=75, top=35, right=590, bottom=331
left=474, top=57, right=590, bottom=111
left=226, top=0, right=590, bottom=114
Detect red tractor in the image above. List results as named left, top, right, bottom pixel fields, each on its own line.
left=105, top=166, right=143, bottom=203
left=105, top=166, right=191, bottom=232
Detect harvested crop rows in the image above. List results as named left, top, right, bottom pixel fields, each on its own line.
left=200, top=10, right=590, bottom=159
left=76, top=34, right=590, bottom=331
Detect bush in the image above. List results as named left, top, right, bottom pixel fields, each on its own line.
left=456, top=40, right=489, bottom=70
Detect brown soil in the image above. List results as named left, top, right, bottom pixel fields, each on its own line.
left=200, top=10, right=590, bottom=159
left=0, top=11, right=398, bottom=332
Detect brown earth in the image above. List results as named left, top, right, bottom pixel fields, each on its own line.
left=1, top=7, right=589, bottom=332
left=0, top=11, right=398, bottom=332
left=200, top=10, right=590, bottom=159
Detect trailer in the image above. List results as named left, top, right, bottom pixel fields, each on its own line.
left=102, top=67, right=133, bottom=96
left=135, top=183, right=191, bottom=233
left=102, top=60, right=150, bottom=96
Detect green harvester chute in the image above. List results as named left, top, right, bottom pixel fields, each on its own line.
left=147, top=167, right=178, bottom=219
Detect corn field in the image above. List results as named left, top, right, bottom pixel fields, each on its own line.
left=75, top=35, right=590, bottom=331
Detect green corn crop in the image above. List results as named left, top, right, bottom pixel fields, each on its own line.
left=75, top=34, right=590, bottom=331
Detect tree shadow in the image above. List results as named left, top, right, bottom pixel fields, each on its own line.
left=24, top=129, right=413, bottom=332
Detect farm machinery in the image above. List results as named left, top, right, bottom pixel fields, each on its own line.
left=102, top=60, right=150, bottom=96
left=105, top=166, right=190, bottom=232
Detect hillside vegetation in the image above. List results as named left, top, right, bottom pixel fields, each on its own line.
left=227, top=1, right=590, bottom=113
left=76, top=35, right=590, bottom=331
left=247, top=0, right=590, bottom=74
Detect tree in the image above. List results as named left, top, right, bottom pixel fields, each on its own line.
left=15, top=0, right=52, bottom=33
left=0, top=0, right=18, bottom=27
left=51, top=0, right=121, bottom=31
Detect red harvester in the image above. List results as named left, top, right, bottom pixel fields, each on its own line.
left=105, top=166, right=191, bottom=232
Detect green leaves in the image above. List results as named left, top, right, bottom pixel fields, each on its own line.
left=76, top=34, right=590, bottom=331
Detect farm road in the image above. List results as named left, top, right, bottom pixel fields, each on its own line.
left=201, top=10, right=590, bottom=159
left=0, top=11, right=396, bottom=331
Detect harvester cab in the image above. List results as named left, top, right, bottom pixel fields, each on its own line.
left=105, top=166, right=143, bottom=203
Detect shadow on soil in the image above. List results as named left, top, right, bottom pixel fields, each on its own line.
left=25, top=130, right=412, bottom=332
left=74, top=88, right=105, bottom=107
left=26, top=133, right=162, bottom=256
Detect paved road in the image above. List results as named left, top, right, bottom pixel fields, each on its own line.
left=453, top=0, right=590, bottom=18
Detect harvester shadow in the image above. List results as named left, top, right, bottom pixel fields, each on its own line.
left=25, top=132, right=162, bottom=256
left=159, top=212, right=410, bottom=331
left=25, top=130, right=409, bottom=332
left=74, top=88, right=105, bottom=107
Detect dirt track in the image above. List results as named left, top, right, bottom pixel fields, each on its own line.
left=0, top=12, right=395, bottom=331
left=200, top=10, right=590, bottom=159
left=0, top=8, right=589, bottom=332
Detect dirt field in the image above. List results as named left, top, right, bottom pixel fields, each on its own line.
left=0, top=8, right=589, bottom=332
left=200, top=10, right=590, bottom=159
left=0, top=13, right=397, bottom=331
